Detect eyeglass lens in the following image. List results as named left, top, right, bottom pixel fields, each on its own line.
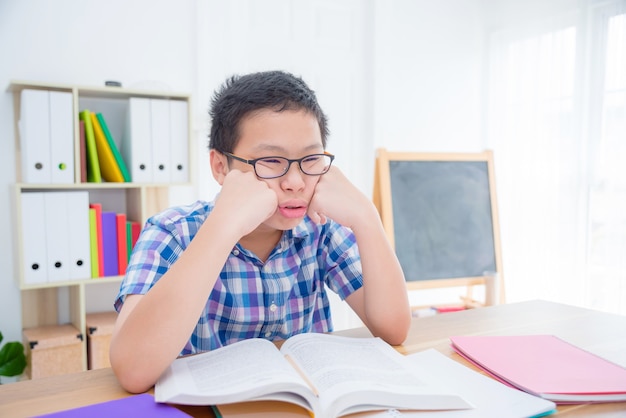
left=255, top=154, right=332, bottom=178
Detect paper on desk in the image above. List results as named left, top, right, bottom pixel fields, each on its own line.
left=358, top=349, right=556, bottom=418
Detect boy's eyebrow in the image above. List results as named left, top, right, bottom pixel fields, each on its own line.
left=250, top=143, right=324, bottom=155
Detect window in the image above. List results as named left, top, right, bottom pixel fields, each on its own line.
left=487, top=1, right=626, bottom=314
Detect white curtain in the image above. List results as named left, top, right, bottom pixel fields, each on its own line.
left=487, top=0, right=626, bottom=314
left=587, top=2, right=626, bottom=314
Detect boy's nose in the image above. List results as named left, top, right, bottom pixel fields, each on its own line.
left=280, top=161, right=306, bottom=189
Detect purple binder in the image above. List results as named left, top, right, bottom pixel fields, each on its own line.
left=101, top=211, right=119, bottom=276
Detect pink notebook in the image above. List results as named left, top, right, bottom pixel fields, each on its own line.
left=450, top=335, right=626, bottom=403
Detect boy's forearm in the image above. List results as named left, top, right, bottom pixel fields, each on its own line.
left=350, top=204, right=411, bottom=345
left=110, top=213, right=240, bottom=393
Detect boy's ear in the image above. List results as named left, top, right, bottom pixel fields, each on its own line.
left=209, top=150, right=229, bottom=185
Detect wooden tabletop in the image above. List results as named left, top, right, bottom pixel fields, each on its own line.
left=1, top=300, right=625, bottom=417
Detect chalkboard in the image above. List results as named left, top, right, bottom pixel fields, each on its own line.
left=373, top=149, right=503, bottom=302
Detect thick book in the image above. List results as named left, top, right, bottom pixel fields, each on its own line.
left=79, top=109, right=101, bottom=183
left=215, top=349, right=557, bottom=418
left=155, top=334, right=473, bottom=417
left=96, top=113, right=131, bottom=182
left=91, top=112, right=125, bottom=183
left=450, top=335, right=626, bottom=403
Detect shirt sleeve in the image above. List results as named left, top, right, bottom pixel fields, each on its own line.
left=322, top=222, right=363, bottom=300
left=113, top=218, right=180, bottom=311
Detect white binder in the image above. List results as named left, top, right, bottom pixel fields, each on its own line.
left=44, top=192, right=71, bottom=282
left=169, top=100, right=189, bottom=183
left=19, top=89, right=51, bottom=183
left=150, top=99, right=171, bottom=183
left=49, top=91, right=74, bottom=184
left=124, top=97, right=153, bottom=183
left=66, top=191, right=91, bottom=280
left=20, top=192, right=48, bottom=284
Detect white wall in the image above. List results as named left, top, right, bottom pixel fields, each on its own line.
left=0, top=0, right=199, bottom=344
left=373, top=1, right=486, bottom=154
left=0, top=0, right=487, bottom=342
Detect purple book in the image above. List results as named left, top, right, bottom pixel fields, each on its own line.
left=35, top=393, right=191, bottom=417
left=101, top=211, right=119, bottom=276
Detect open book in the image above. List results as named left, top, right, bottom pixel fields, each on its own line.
left=155, top=333, right=473, bottom=417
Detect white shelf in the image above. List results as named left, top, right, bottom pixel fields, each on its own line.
left=9, top=80, right=192, bottom=375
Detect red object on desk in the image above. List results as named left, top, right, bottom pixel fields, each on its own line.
left=435, top=306, right=467, bottom=313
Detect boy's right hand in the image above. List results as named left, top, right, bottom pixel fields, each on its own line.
left=212, top=169, right=278, bottom=238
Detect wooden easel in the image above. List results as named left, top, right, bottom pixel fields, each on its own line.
left=373, top=148, right=504, bottom=309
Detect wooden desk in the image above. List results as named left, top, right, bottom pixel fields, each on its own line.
left=1, top=300, right=625, bottom=417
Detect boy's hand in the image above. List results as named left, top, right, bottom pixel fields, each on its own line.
left=307, top=166, right=371, bottom=229
left=213, top=169, right=278, bottom=237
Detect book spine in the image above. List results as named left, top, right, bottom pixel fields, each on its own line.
left=88, top=208, right=99, bottom=278
left=79, top=109, right=101, bottom=183
left=97, top=113, right=132, bottom=182
left=116, top=213, right=128, bottom=275
left=91, top=112, right=124, bottom=183
left=130, top=222, right=141, bottom=251
left=79, top=120, right=87, bottom=183
left=126, top=222, right=132, bottom=263
left=89, top=203, right=104, bottom=277
left=101, top=212, right=119, bottom=276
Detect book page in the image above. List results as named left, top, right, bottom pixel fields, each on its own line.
left=282, top=334, right=426, bottom=392
left=358, top=349, right=556, bottom=418
left=280, top=334, right=472, bottom=416
left=155, top=338, right=313, bottom=406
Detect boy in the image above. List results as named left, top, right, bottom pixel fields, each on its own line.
left=110, top=70, right=411, bottom=393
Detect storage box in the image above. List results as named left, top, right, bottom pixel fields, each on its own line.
left=86, top=311, right=118, bottom=370
left=23, top=324, right=83, bottom=379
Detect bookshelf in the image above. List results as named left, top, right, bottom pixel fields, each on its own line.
left=8, top=80, right=192, bottom=376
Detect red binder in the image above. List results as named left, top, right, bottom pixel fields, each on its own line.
left=116, top=213, right=128, bottom=275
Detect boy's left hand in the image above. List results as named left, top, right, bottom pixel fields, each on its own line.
left=307, top=166, right=371, bottom=229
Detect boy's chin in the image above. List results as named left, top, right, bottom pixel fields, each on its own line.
left=268, top=215, right=305, bottom=231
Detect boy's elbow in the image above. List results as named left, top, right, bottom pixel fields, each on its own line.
left=382, top=325, right=410, bottom=346
left=110, top=346, right=157, bottom=393
left=379, top=313, right=411, bottom=346
left=111, top=360, right=155, bottom=394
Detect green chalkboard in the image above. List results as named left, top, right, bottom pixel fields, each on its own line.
left=374, top=150, right=502, bottom=293
left=390, top=160, right=495, bottom=281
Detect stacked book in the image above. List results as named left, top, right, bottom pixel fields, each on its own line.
left=79, top=110, right=131, bottom=183
left=89, top=203, right=141, bottom=278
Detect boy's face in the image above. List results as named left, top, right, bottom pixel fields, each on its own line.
left=229, top=109, right=325, bottom=231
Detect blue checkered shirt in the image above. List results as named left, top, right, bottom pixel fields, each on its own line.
left=114, top=199, right=363, bottom=355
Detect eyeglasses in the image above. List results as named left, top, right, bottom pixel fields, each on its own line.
left=222, top=151, right=335, bottom=179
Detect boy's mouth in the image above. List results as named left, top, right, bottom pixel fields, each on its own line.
left=278, top=204, right=307, bottom=219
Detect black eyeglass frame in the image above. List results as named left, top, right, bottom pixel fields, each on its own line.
left=221, top=151, right=335, bottom=179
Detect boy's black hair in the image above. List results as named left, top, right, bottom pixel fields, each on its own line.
left=208, top=70, right=329, bottom=152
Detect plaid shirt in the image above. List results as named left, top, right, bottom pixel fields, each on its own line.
left=114, top=200, right=363, bottom=355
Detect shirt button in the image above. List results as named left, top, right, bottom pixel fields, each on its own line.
left=265, top=331, right=272, bottom=338
left=232, top=249, right=239, bottom=256
left=269, top=303, right=277, bottom=312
